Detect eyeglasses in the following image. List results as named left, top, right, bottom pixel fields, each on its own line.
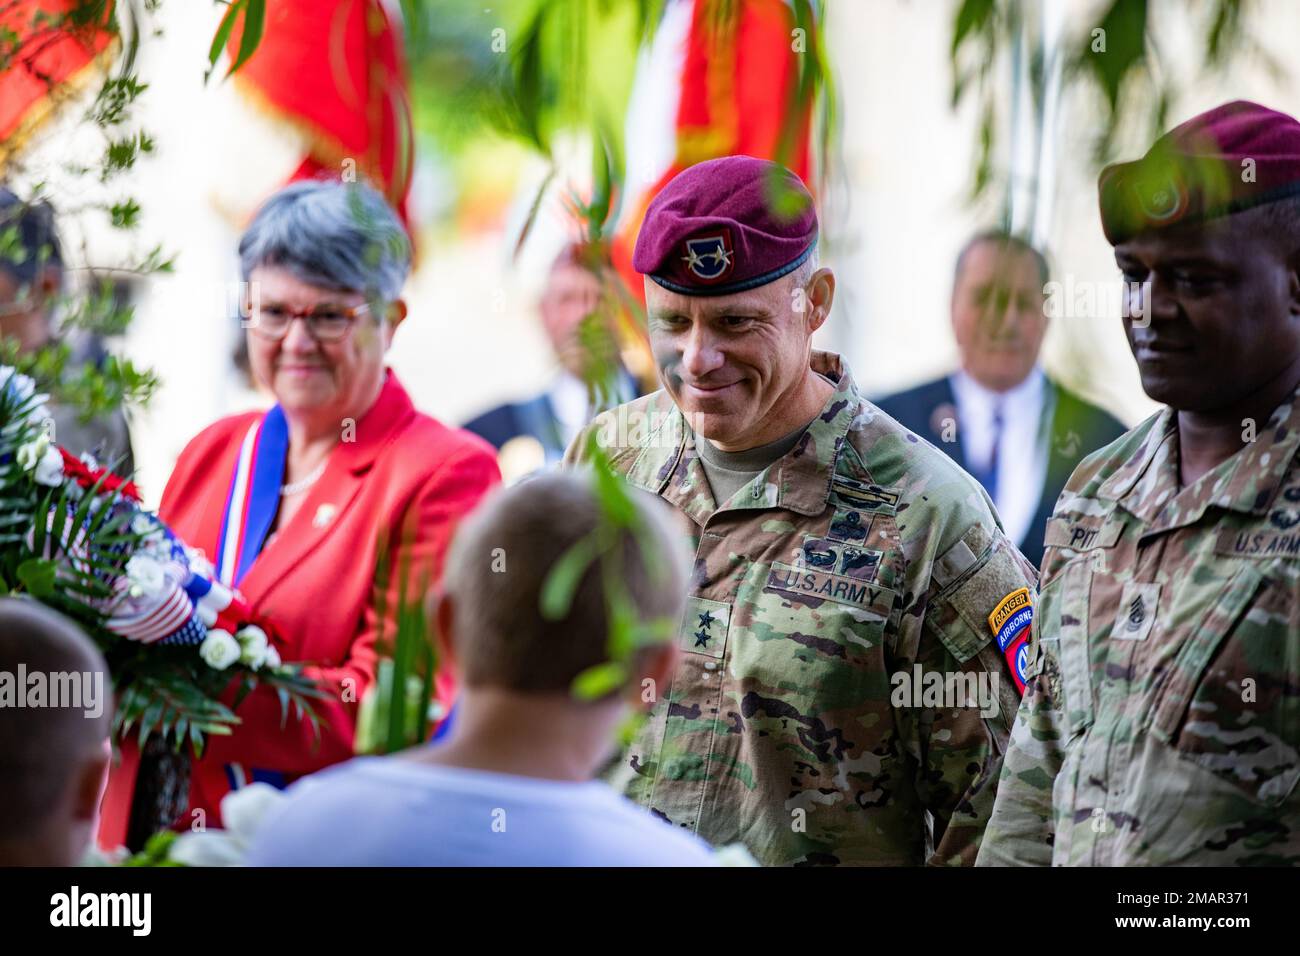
left=246, top=301, right=381, bottom=342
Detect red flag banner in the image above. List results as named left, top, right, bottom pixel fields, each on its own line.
left=224, top=0, right=415, bottom=232
left=613, top=0, right=817, bottom=304
left=0, top=0, right=118, bottom=171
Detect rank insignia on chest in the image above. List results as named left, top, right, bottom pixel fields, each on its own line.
left=988, top=587, right=1034, bottom=693
left=680, top=596, right=731, bottom=660
left=1109, top=581, right=1161, bottom=643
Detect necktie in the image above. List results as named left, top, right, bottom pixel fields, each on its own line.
left=984, top=400, right=1003, bottom=504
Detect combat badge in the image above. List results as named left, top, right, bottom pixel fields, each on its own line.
left=828, top=508, right=870, bottom=543
left=829, top=476, right=900, bottom=514
left=988, top=587, right=1034, bottom=693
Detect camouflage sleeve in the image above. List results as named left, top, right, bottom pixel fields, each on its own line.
left=974, top=625, right=1065, bottom=866
left=562, top=421, right=594, bottom=467
left=904, top=521, right=1038, bottom=866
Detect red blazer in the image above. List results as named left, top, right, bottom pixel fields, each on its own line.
left=98, top=371, right=500, bottom=848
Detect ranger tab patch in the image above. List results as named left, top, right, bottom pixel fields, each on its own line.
left=988, top=587, right=1034, bottom=693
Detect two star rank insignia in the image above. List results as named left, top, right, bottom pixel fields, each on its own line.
left=681, top=596, right=730, bottom=660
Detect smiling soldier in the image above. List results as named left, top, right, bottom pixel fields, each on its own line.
left=565, top=156, right=1035, bottom=866
left=978, top=101, right=1300, bottom=866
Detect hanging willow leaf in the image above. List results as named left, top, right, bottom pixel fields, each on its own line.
left=571, top=660, right=628, bottom=701
left=206, top=0, right=244, bottom=82
left=225, top=0, right=266, bottom=79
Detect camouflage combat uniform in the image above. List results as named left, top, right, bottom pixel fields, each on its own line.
left=566, top=350, right=1036, bottom=865
left=978, top=386, right=1300, bottom=866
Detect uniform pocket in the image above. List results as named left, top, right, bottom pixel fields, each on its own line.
left=1151, top=562, right=1300, bottom=807
left=1044, top=557, right=1096, bottom=741
left=738, top=563, right=890, bottom=681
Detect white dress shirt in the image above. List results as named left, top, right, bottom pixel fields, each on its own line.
left=949, top=366, right=1052, bottom=548
left=548, top=372, right=596, bottom=451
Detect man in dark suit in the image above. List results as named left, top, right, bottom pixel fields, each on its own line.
left=464, top=242, right=638, bottom=479
left=875, top=231, right=1126, bottom=567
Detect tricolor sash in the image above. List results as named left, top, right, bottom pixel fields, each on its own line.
left=216, top=406, right=289, bottom=587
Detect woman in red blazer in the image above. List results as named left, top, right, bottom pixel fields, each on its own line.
left=98, top=181, right=499, bottom=849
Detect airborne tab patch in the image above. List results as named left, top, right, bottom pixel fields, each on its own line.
left=988, top=587, right=1034, bottom=693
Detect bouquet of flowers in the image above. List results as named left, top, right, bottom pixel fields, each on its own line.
left=0, top=366, right=323, bottom=755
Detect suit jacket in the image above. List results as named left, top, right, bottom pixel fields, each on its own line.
left=464, top=393, right=567, bottom=458
left=464, top=370, right=643, bottom=461
left=97, top=371, right=500, bottom=849
left=874, top=375, right=1126, bottom=568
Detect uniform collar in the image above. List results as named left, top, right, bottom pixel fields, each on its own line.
left=1099, top=380, right=1300, bottom=532
left=626, top=350, right=857, bottom=523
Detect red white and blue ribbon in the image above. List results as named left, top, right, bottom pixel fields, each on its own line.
left=216, top=406, right=289, bottom=587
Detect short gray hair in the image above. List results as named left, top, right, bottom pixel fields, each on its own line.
left=238, top=180, right=411, bottom=300
left=788, top=242, right=820, bottom=288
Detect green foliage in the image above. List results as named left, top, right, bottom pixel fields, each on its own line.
left=541, top=433, right=676, bottom=703
left=354, top=531, right=439, bottom=755
left=3, top=0, right=168, bottom=422
left=0, top=337, right=156, bottom=425
left=950, top=0, right=1277, bottom=211
left=0, top=375, right=324, bottom=755
left=121, top=829, right=181, bottom=866
left=206, top=0, right=267, bottom=83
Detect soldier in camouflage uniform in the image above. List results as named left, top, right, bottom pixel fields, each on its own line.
left=566, top=156, right=1036, bottom=865
left=978, top=101, right=1300, bottom=866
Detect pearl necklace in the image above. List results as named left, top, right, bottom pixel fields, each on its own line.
left=280, top=460, right=327, bottom=496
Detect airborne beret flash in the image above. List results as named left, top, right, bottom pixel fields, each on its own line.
left=1099, top=100, right=1300, bottom=245
left=633, top=155, right=818, bottom=296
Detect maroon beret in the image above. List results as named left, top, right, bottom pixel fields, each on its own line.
left=1099, top=100, right=1300, bottom=245
left=633, top=155, right=817, bottom=296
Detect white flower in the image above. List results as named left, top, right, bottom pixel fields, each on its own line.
left=124, top=554, right=167, bottom=599
left=15, top=432, right=49, bottom=471
left=0, top=366, right=36, bottom=403
left=0, top=367, right=50, bottom=426
left=200, top=629, right=241, bottom=670
left=130, top=513, right=157, bottom=536
left=236, top=625, right=269, bottom=669
left=167, top=783, right=287, bottom=867
left=79, top=451, right=100, bottom=471
left=263, top=645, right=282, bottom=670
left=33, top=445, right=63, bottom=487
left=713, top=843, right=760, bottom=866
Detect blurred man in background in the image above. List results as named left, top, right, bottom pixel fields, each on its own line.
left=248, top=472, right=718, bottom=866
left=0, top=599, right=112, bottom=866
left=0, top=187, right=135, bottom=475
left=463, top=242, right=639, bottom=479
left=876, top=231, right=1125, bottom=567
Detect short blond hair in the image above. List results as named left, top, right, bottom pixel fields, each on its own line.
left=441, top=471, right=687, bottom=695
